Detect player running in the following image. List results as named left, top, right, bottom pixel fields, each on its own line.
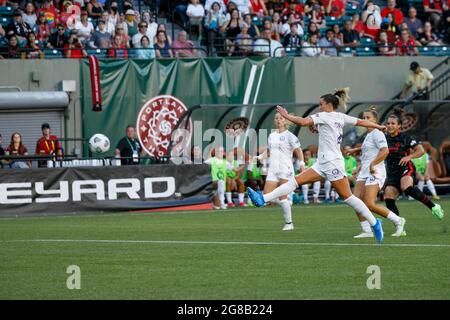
left=350, top=107, right=406, bottom=238
left=383, top=109, right=444, bottom=220
left=247, top=88, right=386, bottom=243
left=254, top=112, right=305, bottom=231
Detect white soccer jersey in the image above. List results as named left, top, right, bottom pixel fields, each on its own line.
left=360, top=128, right=388, bottom=175
left=311, top=112, right=358, bottom=164
left=268, top=130, right=301, bottom=172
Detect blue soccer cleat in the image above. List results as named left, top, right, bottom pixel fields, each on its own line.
left=247, top=187, right=266, bottom=207
left=372, top=218, right=384, bottom=244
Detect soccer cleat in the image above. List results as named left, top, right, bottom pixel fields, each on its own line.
left=353, top=232, right=374, bottom=238
left=247, top=187, right=266, bottom=207
left=432, top=195, right=441, bottom=200
left=392, top=217, right=407, bottom=237
left=238, top=202, right=247, bottom=207
left=282, top=223, right=294, bottom=231
left=372, top=218, right=384, bottom=244
left=324, top=198, right=331, bottom=204
left=431, top=204, right=444, bottom=220
left=227, top=202, right=235, bottom=208
left=220, top=205, right=228, bottom=210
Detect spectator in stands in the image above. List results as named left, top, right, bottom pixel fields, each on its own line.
left=142, top=11, right=158, bottom=40
left=0, top=24, right=6, bottom=51
left=400, top=61, right=433, bottom=99
left=91, top=19, right=112, bottom=49
left=25, top=31, right=42, bottom=58
left=385, top=12, right=398, bottom=34
left=362, top=13, right=380, bottom=39
left=302, top=32, right=320, bottom=56
left=282, top=0, right=304, bottom=18
left=172, top=30, right=198, bottom=57
left=281, top=13, right=303, bottom=37
left=250, top=0, right=268, bottom=17
left=380, top=20, right=397, bottom=43
left=378, top=30, right=396, bottom=56
left=306, top=1, right=326, bottom=29
left=381, top=0, right=404, bottom=25
left=35, top=12, right=51, bottom=44
left=361, top=1, right=382, bottom=28
left=100, top=11, right=115, bottom=35
left=109, top=34, right=128, bottom=58
left=64, top=31, right=88, bottom=58
left=332, top=23, right=343, bottom=42
left=283, top=23, right=303, bottom=53
left=135, top=35, right=155, bottom=59
left=173, top=0, right=190, bottom=29
left=395, top=28, right=418, bottom=56
left=223, top=8, right=241, bottom=55
left=272, top=12, right=284, bottom=37
left=243, top=13, right=260, bottom=38
left=306, top=22, right=320, bottom=39
left=59, top=1, right=74, bottom=28
left=132, top=21, right=153, bottom=48
left=233, top=0, right=252, bottom=16
left=154, top=30, right=173, bottom=58
left=48, top=23, right=68, bottom=49
left=187, top=0, right=205, bottom=38
left=36, top=0, right=58, bottom=29
left=204, top=2, right=226, bottom=53
left=263, top=18, right=280, bottom=41
left=255, top=28, right=285, bottom=56
left=444, top=6, right=450, bottom=44
left=319, top=28, right=342, bottom=56
left=232, top=22, right=253, bottom=55
left=423, top=0, right=445, bottom=31
left=35, top=123, right=62, bottom=167
left=108, top=1, right=120, bottom=27
left=125, top=9, right=138, bottom=38
left=75, top=10, right=94, bottom=45
left=324, top=0, right=345, bottom=18
left=341, top=19, right=360, bottom=47
left=115, top=125, right=144, bottom=166
left=22, top=2, right=37, bottom=29
left=154, top=23, right=172, bottom=46
left=417, top=21, right=443, bottom=46
left=87, top=0, right=104, bottom=20
left=7, top=10, right=33, bottom=47
left=4, top=132, right=31, bottom=169
left=351, top=11, right=365, bottom=36
left=404, top=6, right=424, bottom=38
left=6, top=34, right=21, bottom=58
left=205, top=0, right=226, bottom=14
left=115, top=25, right=130, bottom=48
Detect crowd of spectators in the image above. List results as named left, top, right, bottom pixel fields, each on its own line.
left=0, top=0, right=449, bottom=58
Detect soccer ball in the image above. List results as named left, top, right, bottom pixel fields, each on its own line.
left=89, top=133, right=110, bottom=154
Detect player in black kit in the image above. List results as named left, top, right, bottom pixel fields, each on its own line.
left=384, top=109, right=444, bottom=222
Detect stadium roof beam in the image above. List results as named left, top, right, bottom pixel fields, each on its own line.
left=0, top=91, right=69, bottom=111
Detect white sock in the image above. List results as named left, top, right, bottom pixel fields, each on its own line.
left=279, top=199, right=292, bottom=224
left=263, top=177, right=298, bottom=203
left=324, top=180, right=331, bottom=199
left=302, top=184, right=308, bottom=199
left=238, top=193, right=245, bottom=203
left=217, top=180, right=225, bottom=206
left=313, top=181, right=321, bottom=198
left=417, top=180, right=425, bottom=191
left=387, top=211, right=401, bottom=225
left=426, top=180, right=437, bottom=196
left=344, top=195, right=377, bottom=226
left=226, top=192, right=232, bottom=204
left=360, top=220, right=372, bottom=233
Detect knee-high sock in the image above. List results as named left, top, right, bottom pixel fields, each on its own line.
left=417, top=180, right=425, bottom=191
left=344, top=195, right=377, bottom=226
left=217, top=180, right=225, bottom=206
left=360, top=220, right=372, bottom=233
left=313, top=181, right=321, bottom=198
left=404, top=186, right=435, bottom=210
left=238, top=193, right=245, bottom=203
left=263, top=178, right=298, bottom=203
left=226, top=192, right=232, bottom=204
left=426, top=180, right=437, bottom=197
left=385, top=198, right=400, bottom=216
left=324, top=180, right=331, bottom=199
left=279, top=199, right=292, bottom=224
left=302, top=184, right=308, bottom=200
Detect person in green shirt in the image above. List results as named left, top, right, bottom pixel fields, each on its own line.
left=343, top=145, right=358, bottom=187
left=205, top=147, right=234, bottom=210
left=412, top=152, right=440, bottom=200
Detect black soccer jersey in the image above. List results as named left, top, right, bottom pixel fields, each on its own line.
left=385, top=132, right=420, bottom=174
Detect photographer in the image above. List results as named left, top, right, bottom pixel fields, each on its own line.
left=64, top=31, right=87, bottom=58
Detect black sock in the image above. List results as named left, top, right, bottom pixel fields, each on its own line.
left=385, top=198, right=400, bottom=216
left=404, top=186, right=435, bottom=210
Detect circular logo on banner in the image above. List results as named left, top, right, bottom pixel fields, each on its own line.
left=136, top=95, right=192, bottom=157
left=225, top=117, right=249, bottom=137
left=400, top=112, right=418, bottom=132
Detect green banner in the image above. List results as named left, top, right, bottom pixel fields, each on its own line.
left=80, top=57, right=295, bottom=156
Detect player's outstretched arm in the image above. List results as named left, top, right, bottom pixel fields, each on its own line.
left=355, top=119, right=387, bottom=132
left=276, top=105, right=313, bottom=127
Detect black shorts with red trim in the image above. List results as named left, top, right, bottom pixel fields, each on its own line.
left=385, top=162, right=417, bottom=191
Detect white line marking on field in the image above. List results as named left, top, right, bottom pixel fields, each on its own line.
left=4, top=239, right=450, bottom=248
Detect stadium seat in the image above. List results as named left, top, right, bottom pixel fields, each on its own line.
left=355, top=46, right=377, bottom=56
left=436, top=46, right=450, bottom=56
left=285, top=47, right=298, bottom=57
left=339, top=46, right=353, bottom=57
left=43, top=48, right=63, bottom=59
left=87, top=48, right=107, bottom=58
left=360, top=37, right=376, bottom=47
left=252, top=15, right=262, bottom=27
left=325, top=16, right=341, bottom=27
left=0, top=6, right=13, bottom=16
left=345, top=3, right=359, bottom=15
left=418, top=46, right=437, bottom=56
left=0, top=17, right=10, bottom=27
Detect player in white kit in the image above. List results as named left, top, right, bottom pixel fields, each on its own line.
left=254, top=112, right=304, bottom=231
left=247, top=88, right=386, bottom=243
left=349, top=108, right=406, bottom=238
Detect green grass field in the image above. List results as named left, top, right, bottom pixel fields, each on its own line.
left=1, top=199, right=449, bottom=300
